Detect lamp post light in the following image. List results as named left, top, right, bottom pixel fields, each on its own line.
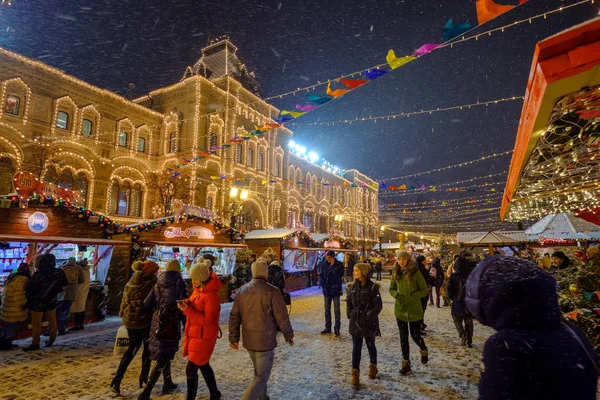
left=379, top=225, right=385, bottom=253
left=229, top=187, right=248, bottom=238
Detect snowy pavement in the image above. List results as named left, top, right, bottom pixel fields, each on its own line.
left=0, top=280, right=494, bottom=400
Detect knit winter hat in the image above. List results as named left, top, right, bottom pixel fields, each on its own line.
left=191, top=259, right=211, bottom=282
left=142, top=260, right=159, bottom=274
left=251, top=259, right=268, bottom=278
left=270, top=260, right=281, bottom=267
left=165, top=259, right=181, bottom=273
left=131, top=261, right=143, bottom=272
left=355, top=262, right=371, bottom=277
left=38, top=254, right=56, bottom=270
left=396, top=251, right=410, bottom=260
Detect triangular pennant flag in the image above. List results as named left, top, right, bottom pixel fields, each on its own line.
left=379, top=182, right=387, bottom=189
left=296, top=104, right=318, bottom=112
left=408, top=186, right=415, bottom=190
left=273, top=114, right=295, bottom=124
left=386, top=50, right=415, bottom=70
left=443, top=18, right=473, bottom=41
left=363, top=69, right=387, bottom=80
left=419, top=185, right=426, bottom=191
left=254, top=125, right=269, bottom=132
left=171, top=173, right=180, bottom=178
left=389, top=185, right=397, bottom=191
left=476, top=0, right=521, bottom=25
left=326, top=81, right=350, bottom=99
left=281, top=110, right=307, bottom=118
left=337, top=77, right=369, bottom=89
left=413, top=43, right=441, bottom=56
left=398, top=184, right=407, bottom=190
left=429, top=186, right=437, bottom=192
left=307, top=94, right=332, bottom=105
left=261, top=180, right=268, bottom=185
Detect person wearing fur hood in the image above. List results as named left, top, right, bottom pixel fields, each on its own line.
left=0, top=263, right=30, bottom=350
left=389, top=251, right=429, bottom=375
left=346, top=262, right=382, bottom=386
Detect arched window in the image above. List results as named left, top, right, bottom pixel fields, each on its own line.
left=81, top=119, right=93, bottom=136
left=275, top=159, right=281, bottom=178
left=235, top=144, right=243, bottom=163
left=130, top=183, right=143, bottom=217
left=257, top=152, right=264, bottom=171
left=169, top=132, right=177, bottom=153
left=118, top=131, right=128, bottom=147
left=209, top=132, right=218, bottom=151
left=137, top=137, right=146, bottom=153
left=206, top=196, right=213, bottom=210
left=246, top=148, right=254, bottom=167
left=303, top=210, right=314, bottom=231
left=56, top=111, right=69, bottom=130
left=110, top=180, right=143, bottom=217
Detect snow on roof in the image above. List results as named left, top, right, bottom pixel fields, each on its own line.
left=525, top=213, right=600, bottom=240
left=380, top=242, right=404, bottom=250
left=244, top=228, right=297, bottom=240
left=311, top=233, right=330, bottom=242
left=458, top=231, right=526, bottom=245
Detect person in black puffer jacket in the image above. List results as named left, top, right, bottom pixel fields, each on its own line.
left=138, top=259, right=188, bottom=400
left=416, top=255, right=433, bottom=335
left=110, top=261, right=158, bottom=395
left=429, top=258, right=444, bottom=308
left=447, top=256, right=474, bottom=347
left=347, top=262, right=382, bottom=386
left=267, top=260, right=285, bottom=297
left=24, top=254, right=68, bottom=351
left=467, top=256, right=599, bottom=399
left=320, top=250, right=345, bottom=336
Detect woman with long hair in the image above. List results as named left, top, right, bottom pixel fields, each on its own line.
left=389, top=251, right=429, bottom=375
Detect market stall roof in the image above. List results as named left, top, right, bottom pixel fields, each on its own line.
left=501, top=18, right=600, bottom=222
left=243, top=228, right=296, bottom=240
left=142, top=241, right=247, bottom=249
left=285, top=246, right=360, bottom=253
left=311, top=233, right=331, bottom=242
left=0, top=234, right=131, bottom=246
left=525, top=213, right=600, bottom=240
left=458, top=231, right=526, bottom=246
left=380, top=242, right=405, bottom=250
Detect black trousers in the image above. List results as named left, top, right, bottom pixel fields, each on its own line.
left=396, top=319, right=427, bottom=360
left=186, top=360, right=220, bottom=396
left=115, top=327, right=151, bottom=379
left=453, top=316, right=474, bottom=342
left=74, top=311, right=85, bottom=327
left=351, top=334, right=377, bottom=370
left=376, top=270, right=382, bottom=281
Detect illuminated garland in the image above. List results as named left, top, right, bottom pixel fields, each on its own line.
left=124, top=214, right=244, bottom=237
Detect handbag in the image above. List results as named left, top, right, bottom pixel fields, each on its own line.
left=154, top=284, right=180, bottom=341
left=113, top=325, right=129, bottom=356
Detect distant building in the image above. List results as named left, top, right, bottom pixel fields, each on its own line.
left=0, top=38, right=379, bottom=246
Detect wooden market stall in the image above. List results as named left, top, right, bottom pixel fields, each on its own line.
left=0, top=199, right=131, bottom=336
left=128, top=215, right=246, bottom=303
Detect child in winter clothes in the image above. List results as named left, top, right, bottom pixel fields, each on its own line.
left=0, top=263, right=30, bottom=350
left=390, top=251, right=429, bottom=375
left=178, top=259, right=222, bottom=400
left=347, top=262, right=382, bottom=386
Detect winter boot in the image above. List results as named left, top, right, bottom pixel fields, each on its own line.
left=368, top=363, right=378, bottom=379
left=200, top=364, right=222, bottom=400
left=162, top=361, right=178, bottom=394
left=110, top=374, right=123, bottom=395
left=186, top=377, right=198, bottom=400
left=420, top=349, right=429, bottom=365
left=351, top=369, right=360, bottom=386
left=138, top=363, right=164, bottom=400
left=399, top=360, right=412, bottom=375
left=23, top=344, right=40, bottom=352
left=461, top=336, right=467, bottom=347
left=467, top=340, right=473, bottom=348
left=334, top=328, right=340, bottom=337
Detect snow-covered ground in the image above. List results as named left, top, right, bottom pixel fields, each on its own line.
left=0, top=280, right=494, bottom=399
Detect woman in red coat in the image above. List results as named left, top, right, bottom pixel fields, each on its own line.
left=178, top=259, right=222, bottom=400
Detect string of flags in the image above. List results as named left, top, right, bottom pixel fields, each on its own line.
left=168, top=0, right=530, bottom=173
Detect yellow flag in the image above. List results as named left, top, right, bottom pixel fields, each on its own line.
left=386, top=50, right=415, bottom=70
left=261, top=180, right=268, bottom=185
left=281, top=110, right=306, bottom=118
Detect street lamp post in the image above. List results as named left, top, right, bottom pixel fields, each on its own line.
left=229, top=187, right=248, bottom=240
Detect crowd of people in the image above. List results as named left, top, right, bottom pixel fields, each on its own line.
left=1, top=247, right=599, bottom=399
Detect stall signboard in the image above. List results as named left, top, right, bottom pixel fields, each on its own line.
left=13, top=172, right=36, bottom=208
left=27, top=211, right=49, bottom=234
left=139, top=220, right=230, bottom=245
left=164, top=226, right=214, bottom=240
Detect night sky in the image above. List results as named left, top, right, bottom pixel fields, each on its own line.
left=0, top=0, right=596, bottom=231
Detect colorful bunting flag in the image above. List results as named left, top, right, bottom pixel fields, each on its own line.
left=443, top=18, right=473, bottom=41
left=307, top=94, right=332, bottom=105
left=386, top=50, right=416, bottom=70
left=338, top=78, right=369, bottom=89
left=413, top=43, right=441, bottom=56
left=476, top=0, right=525, bottom=25
left=281, top=110, right=307, bottom=118
left=326, top=81, right=350, bottom=98
left=296, top=104, right=319, bottom=112
left=363, top=69, right=387, bottom=80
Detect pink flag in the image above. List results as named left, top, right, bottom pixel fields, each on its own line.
left=413, top=43, right=441, bottom=56
left=296, top=104, right=319, bottom=112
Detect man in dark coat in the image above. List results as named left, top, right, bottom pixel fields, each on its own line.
left=466, top=256, right=598, bottom=399
left=267, top=260, right=285, bottom=297
left=138, top=261, right=188, bottom=400
left=429, top=257, right=444, bottom=308
left=24, top=254, right=68, bottom=351
left=447, top=256, right=474, bottom=347
left=320, top=250, right=345, bottom=336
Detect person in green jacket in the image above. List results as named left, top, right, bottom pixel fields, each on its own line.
left=389, top=251, right=429, bottom=375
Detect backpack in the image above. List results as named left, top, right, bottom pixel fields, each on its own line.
left=63, top=266, right=79, bottom=285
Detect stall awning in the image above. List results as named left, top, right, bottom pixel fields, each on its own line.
left=0, top=234, right=131, bottom=246
left=244, top=228, right=296, bottom=239
left=285, top=246, right=360, bottom=253
left=142, top=241, right=247, bottom=249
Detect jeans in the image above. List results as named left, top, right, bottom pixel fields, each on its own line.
left=186, top=361, right=220, bottom=397
left=115, top=327, right=151, bottom=379
left=0, top=321, right=17, bottom=341
left=453, top=316, right=474, bottom=343
left=31, top=309, right=57, bottom=346
left=242, top=349, right=275, bottom=400
left=323, top=296, right=341, bottom=331
left=351, top=335, right=377, bottom=370
left=57, top=300, right=73, bottom=334
left=429, top=287, right=441, bottom=307
left=396, top=319, right=427, bottom=360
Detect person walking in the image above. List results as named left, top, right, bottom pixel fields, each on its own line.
left=0, top=263, right=30, bottom=350
left=347, top=262, right=382, bottom=386
left=267, top=259, right=285, bottom=298
left=246, top=253, right=257, bottom=283
left=390, top=251, right=429, bottom=375
left=57, top=257, right=83, bottom=335
left=416, top=256, right=433, bottom=336
left=375, top=257, right=383, bottom=281
left=320, top=250, right=345, bottom=336
left=138, top=259, right=188, bottom=400
left=343, top=253, right=354, bottom=285
left=466, top=256, right=599, bottom=398
left=447, top=256, right=474, bottom=347
left=23, top=254, right=68, bottom=351
left=429, top=258, right=444, bottom=308
left=229, top=259, right=294, bottom=400
left=110, top=261, right=158, bottom=395
left=179, top=259, right=222, bottom=400
left=70, top=259, right=91, bottom=331
left=441, top=263, right=452, bottom=307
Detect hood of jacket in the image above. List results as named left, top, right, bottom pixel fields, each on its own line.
left=129, top=271, right=157, bottom=287
left=157, top=270, right=182, bottom=288
left=454, top=257, right=473, bottom=279
left=467, top=255, right=562, bottom=331
left=394, top=260, right=419, bottom=280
